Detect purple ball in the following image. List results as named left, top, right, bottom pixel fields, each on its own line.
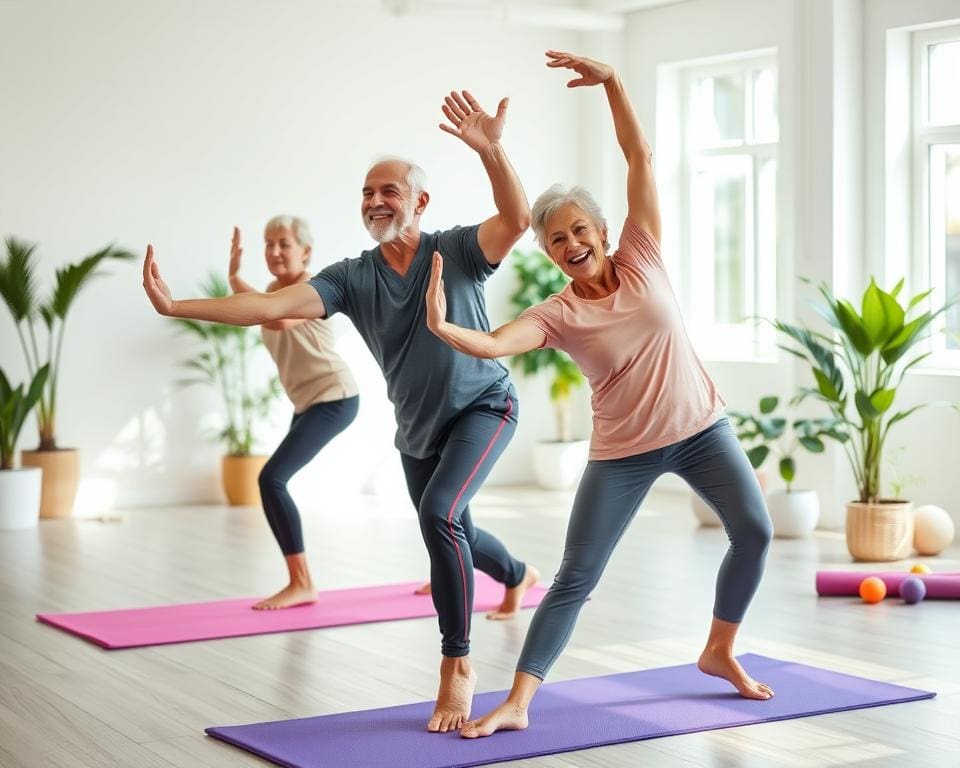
left=900, top=576, right=926, bottom=604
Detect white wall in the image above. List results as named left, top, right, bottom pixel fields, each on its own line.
left=0, top=0, right=583, bottom=511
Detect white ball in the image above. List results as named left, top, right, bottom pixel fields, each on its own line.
left=913, top=505, right=956, bottom=556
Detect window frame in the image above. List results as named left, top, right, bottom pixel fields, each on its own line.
left=911, top=24, right=960, bottom=369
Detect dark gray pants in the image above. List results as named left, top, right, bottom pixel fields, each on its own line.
left=401, top=388, right=525, bottom=658
left=517, top=416, right=772, bottom=679
left=258, top=396, right=359, bottom=555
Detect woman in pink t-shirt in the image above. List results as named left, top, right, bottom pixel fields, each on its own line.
left=425, top=51, right=774, bottom=738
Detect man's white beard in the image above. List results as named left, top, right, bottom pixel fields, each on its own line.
left=364, top=200, right=416, bottom=244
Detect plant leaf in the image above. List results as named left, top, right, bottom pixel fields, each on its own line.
left=747, top=445, right=770, bottom=469
left=779, top=456, right=796, bottom=483
left=0, top=237, right=40, bottom=322
left=798, top=436, right=825, bottom=452
left=48, top=244, right=136, bottom=319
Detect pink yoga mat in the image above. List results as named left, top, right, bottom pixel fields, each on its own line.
left=36, top=573, right=547, bottom=649
left=815, top=571, right=960, bottom=599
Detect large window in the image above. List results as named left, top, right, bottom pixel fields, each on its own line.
left=913, top=26, right=960, bottom=363
left=680, top=54, right=778, bottom=359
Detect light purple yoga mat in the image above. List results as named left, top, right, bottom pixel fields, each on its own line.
left=36, top=573, right=546, bottom=649
left=206, top=654, right=934, bottom=768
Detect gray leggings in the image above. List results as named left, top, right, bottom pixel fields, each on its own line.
left=517, top=416, right=772, bottom=680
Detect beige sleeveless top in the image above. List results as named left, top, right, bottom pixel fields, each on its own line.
left=261, top=319, right=358, bottom=414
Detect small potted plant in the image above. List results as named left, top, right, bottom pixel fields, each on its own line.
left=0, top=365, right=49, bottom=529
left=509, top=248, right=587, bottom=489
left=728, top=396, right=847, bottom=537
left=172, top=273, right=281, bottom=505
left=775, top=277, right=958, bottom=560
left=0, top=237, right=135, bottom=518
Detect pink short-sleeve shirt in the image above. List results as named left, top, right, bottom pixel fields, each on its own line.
left=520, top=217, right=725, bottom=461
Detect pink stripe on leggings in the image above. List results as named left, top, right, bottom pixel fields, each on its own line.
left=446, top=396, right=514, bottom=645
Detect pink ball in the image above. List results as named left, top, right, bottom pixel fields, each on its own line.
left=900, top=577, right=926, bottom=604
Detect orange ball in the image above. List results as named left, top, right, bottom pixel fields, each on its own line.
left=859, top=576, right=887, bottom=603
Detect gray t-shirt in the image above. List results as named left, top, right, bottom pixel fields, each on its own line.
left=309, top=225, right=512, bottom=458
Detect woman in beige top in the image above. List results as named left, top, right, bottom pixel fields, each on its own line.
left=230, top=215, right=359, bottom=609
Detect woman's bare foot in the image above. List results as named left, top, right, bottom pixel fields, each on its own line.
left=487, top=564, right=540, bottom=620
left=252, top=582, right=318, bottom=610
left=428, top=656, right=477, bottom=733
left=414, top=581, right=432, bottom=595
left=460, top=700, right=528, bottom=738
left=697, top=648, right=774, bottom=700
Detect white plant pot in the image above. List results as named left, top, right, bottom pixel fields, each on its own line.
left=766, top=489, right=819, bottom=538
left=0, top=467, right=43, bottom=530
left=532, top=440, right=590, bottom=490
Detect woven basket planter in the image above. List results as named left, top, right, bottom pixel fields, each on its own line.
left=846, top=501, right=914, bottom=561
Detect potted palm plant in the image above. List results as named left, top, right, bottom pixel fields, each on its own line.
left=0, top=365, right=49, bottom=529
left=775, top=278, right=957, bottom=560
left=172, top=273, right=280, bottom=505
left=728, top=396, right=847, bottom=538
left=0, top=237, right=135, bottom=518
left=509, top=248, right=587, bottom=489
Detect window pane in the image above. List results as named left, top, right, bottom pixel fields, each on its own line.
left=944, top=146, right=960, bottom=348
left=928, top=41, right=960, bottom=126
left=929, top=144, right=960, bottom=349
left=752, top=68, right=779, bottom=142
left=714, top=172, right=748, bottom=323
left=693, top=74, right=744, bottom=146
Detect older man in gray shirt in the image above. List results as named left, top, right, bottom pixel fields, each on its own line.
left=144, top=89, right=539, bottom=734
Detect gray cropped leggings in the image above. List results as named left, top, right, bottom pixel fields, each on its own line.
left=517, top=416, right=773, bottom=680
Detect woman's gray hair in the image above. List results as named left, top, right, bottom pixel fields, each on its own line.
left=264, top=215, right=313, bottom=249
left=368, top=156, right=428, bottom=197
left=531, top=184, right=608, bottom=252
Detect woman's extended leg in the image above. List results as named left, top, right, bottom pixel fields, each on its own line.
left=669, top=417, right=774, bottom=699
left=463, top=450, right=661, bottom=737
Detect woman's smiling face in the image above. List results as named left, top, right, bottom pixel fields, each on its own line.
left=543, top=202, right=608, bottom=283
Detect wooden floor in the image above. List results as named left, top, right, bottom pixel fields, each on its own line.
left=1, top=486, right=958, bottom=768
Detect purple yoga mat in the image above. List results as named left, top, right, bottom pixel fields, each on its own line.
left=36, top=573, right=546, bottom=649
left=816, top=571, right=960, bottom=598
left=206, top=654, right=934, bottom=768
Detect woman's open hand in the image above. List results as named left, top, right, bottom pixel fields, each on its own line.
left=546, top=50, right=614, bottom=88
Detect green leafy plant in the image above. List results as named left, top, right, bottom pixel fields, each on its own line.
left=728, top=396, right=847, bottom=493
left=775, top=277, right=957, bottom=503
left=509, top=248, right=584, bottom=442
left=172, top=273, right=280, bottom=456
left=0, top=365, right=50, bottom=470
left=0, top=237, right=135, bottom=450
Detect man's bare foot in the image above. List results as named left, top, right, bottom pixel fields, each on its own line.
left=252, top=583, right=318, bottom=610
left=414, top=581, right=432, bottom=595
left=428, top=656, right=477, bottom=733
left=487, top=564, right=540, bottom=620
left=460, top=700, right=528, bottom=738
left=697, top=648, right=774, bottom=699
